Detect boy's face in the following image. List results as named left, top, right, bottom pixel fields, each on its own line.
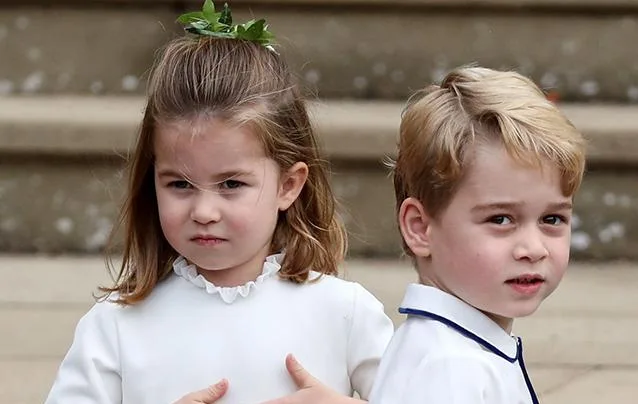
left=405, top=142, right=573, bottom=331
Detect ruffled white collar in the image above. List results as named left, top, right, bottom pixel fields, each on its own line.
left=172, top=253, right=283, bottom=304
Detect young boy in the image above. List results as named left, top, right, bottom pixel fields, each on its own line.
left=367, top=66, right=586, bottom=404
left=260, top=66, right=585, bottom=404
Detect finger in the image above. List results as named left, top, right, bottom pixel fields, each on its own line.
left=259, top=391, right=302, bottom=404
left=285, top=354, right=319, bottom=389
left=189, top=379, right=229, bottom=403
left=205, top=379, right=229, bottom=402
left=259, top=396, right=292, bottom=404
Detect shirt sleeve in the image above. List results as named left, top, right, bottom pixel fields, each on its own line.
left=401, top=355, right=501, bottom=404
left=347, top=283, right=395, bottom=399
left=44, top=302, right=122, bottom=404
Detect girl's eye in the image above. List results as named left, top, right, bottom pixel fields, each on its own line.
left=488, top=215, right=512, bottom=225
left=220, top=180, right=244, bottom=190
left=543, top=215, right=567, bottom=225
left=168, top=180, right=192, bottom=189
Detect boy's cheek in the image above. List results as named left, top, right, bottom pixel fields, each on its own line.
left=556, top=235, right=573, bottom=259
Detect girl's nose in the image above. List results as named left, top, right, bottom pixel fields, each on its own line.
left=190, top=191, right=222, bottom=224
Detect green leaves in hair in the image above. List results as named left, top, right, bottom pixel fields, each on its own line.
left=177, top=0, right=276, bottom=52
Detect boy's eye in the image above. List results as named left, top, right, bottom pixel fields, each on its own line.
left=220, top=180, right=244, bottom=189
left=488, top=215, right=512, bottom=225
left=168, top=180, right=192, bottom=189
left=543, top=215, right=566, bottom=225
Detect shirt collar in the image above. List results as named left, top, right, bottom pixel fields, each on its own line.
left=399, top=283, right=520, bottom=362
left=172, top=252, right=283, bottom=304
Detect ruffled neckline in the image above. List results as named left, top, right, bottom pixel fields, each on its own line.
left=172, top=253, right=283, bottom=304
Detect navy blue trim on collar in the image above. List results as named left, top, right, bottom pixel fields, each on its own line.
left=399, top=307, right=519, bottom=362
left=399, top=307, right=539, bottom=404
left=517, top=337, right=540, bottom=404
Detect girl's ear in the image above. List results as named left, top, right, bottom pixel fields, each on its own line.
left=277, top=162, right=309, bottom=211
left=398, top=197, right=432, bottom=258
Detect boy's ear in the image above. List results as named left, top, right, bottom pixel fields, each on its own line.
left=277, top=162, right=309, bottom=211
left=398, top=197, right=432, bottom=258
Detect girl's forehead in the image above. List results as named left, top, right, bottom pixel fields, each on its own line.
left=154, top=117, right=266, bottom=159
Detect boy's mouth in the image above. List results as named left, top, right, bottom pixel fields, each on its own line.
left=505, top=274, right=545, bottom=295
left=505, top=274, right=545, bottom=285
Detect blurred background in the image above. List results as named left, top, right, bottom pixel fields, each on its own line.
left=1, top=0, right=637, bottom=403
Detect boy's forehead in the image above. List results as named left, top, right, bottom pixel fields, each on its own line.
left=467, top=141, right=557, bottom=174
left=457, top=143, right=567, bottom=202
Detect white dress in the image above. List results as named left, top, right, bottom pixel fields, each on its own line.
left=45, top=253, right=395, bottom=404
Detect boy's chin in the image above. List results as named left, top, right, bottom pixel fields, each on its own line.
left=483, top=301, right=543, bottom=326
left=501, top=304, right=543, bottom=320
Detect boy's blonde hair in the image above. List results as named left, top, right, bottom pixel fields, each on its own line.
left=101, top=37, right=346, bottom=305
left=392, top=66, right=586, bottom=256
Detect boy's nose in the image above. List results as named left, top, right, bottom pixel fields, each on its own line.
left=190, top=191, right=222, bottom=224
left=512, top=227, right=549, bottom=263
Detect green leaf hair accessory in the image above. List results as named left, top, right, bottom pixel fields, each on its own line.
left=177, top=0, right=277, bottom=52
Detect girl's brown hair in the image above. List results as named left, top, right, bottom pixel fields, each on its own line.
left=100, top=37, right=346, bottom=305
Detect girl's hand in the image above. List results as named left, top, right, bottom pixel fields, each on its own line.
left=173, top=379, right=229, bottom=404
left=260, top=355, right=366, bottom=404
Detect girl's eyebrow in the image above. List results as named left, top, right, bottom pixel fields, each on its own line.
left=155, top=168, right=183, bottom=178
left=211, top=170, right=254, bottom=180
left=155, top=167, right=253, bottom=180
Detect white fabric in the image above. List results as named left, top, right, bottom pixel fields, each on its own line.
left=172, top=253, right=283, bottom=304
left=369, top=284, right=537, bottom=404
left=45, top=254, right=394, bottom=404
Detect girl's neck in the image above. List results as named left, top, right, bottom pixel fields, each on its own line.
left=195, top=245, right=272, bottom=287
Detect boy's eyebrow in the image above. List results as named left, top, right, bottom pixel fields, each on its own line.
left=471, top=201, right=573, bottom=213
left=471, top=202, right=523, bottom=213
left=547, top=201, right=573, bottom=211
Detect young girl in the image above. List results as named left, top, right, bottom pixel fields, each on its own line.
left=44, top=2, right=394, bottom=403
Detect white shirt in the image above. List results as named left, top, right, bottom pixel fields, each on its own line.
left=369, top=284, right=539, bottom=404
left=45, top=254, right=394, bottom=404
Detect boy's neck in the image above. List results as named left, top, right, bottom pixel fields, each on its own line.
left=483, top=311, right=513, bottom=334
left=417, top=271, right=514, bottom=334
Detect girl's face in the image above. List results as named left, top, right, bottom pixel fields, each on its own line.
left=153, top=117, right=306, bottom=287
